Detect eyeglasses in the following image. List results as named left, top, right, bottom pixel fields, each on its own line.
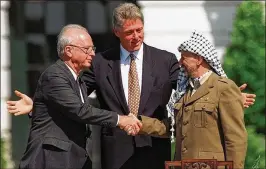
left=68, top=44, right=96, bottom=54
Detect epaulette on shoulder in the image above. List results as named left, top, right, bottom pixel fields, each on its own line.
left=217, top=76, right=229, bottom=84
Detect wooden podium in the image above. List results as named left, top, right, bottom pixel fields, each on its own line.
left=165, top=159, right=233, bottom=169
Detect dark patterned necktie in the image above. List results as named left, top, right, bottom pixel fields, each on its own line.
left=77, top=77, right=90, bottom=137
left=191, top=77, right=201, bottom=89
left=76, top=77, right=85, bottom=103
left=128, top=53, right=140, bottom=116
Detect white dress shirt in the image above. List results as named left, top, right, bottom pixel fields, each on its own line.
left=120, top=43, right=143, bottom=104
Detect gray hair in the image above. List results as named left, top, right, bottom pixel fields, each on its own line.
left=112, top=3, right=144, bottom=29
left=57, top=24, right=88, bottom=57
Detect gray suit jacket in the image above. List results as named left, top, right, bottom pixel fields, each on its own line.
left=19, top=59, right=118, bottom=169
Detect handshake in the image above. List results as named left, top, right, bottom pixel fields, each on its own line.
left=117, top=113, right=142, bottom=136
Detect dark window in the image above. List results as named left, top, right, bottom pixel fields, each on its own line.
left=25, top=18, right=45, bottom=34
left=46, top=35, right=58, bottom=61
left=27, top=70, right=41, bottom=97
left=27, top=42, right=45, bottom=64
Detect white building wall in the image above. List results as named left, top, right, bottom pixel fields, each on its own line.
left=138, top=1, right=242, bottom=61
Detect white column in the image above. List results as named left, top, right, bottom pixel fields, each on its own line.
left=1, top=1, right=14, bottom=168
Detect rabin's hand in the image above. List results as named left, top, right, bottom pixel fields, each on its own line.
left=124, top=124, right=139, bottom=136
left=6, top=90, right=33, bottom=116
left=239, top=83, right=256, bottom=108
left=118, top=113, right=142, bottom=136
left=124, top=113, right=141, bottom=136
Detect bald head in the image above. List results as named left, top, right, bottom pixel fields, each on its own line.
left=57, top=24, right=90, bottom=57
left=56, top=24, right=95, bottom=74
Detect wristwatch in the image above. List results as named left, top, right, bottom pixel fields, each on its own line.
left=137, top=115, right=142, bottom=121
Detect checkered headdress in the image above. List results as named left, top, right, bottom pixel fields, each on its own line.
left=178, top=30, right=227, bottom=78
left=167, top=31, right=227, bottom=142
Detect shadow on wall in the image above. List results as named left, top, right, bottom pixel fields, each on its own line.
left=203, top=1, right=242, bottom=61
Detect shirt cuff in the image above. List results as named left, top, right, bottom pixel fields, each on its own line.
left=116, top=115, right=119, bottom=126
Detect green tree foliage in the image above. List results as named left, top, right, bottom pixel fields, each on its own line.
left=223, top=1, right=265, bottom=134
left=245, top=126, right=265, bottom=169
left=1, top=139, right=6, bottom=169
left=223, top=1, right=265, bottom=169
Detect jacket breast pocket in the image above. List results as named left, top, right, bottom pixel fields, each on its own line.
left=42, top=137, right=72, bottom=152
left=193, top=103, right=217, bottom=128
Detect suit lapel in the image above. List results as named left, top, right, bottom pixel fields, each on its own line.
left=184, top=87, right=192, bottom=104
left=106, top=47, right=129, bottom=114
left=138, top=44, right=155, bottom=114
left=186, top=73, right=216, bottom=105
left=56, top=59, right=82, bottom=100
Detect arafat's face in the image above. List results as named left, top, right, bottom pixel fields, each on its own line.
left=179, top=51, right=199, bottom=76
left=114, top=18, right=144, bottom=52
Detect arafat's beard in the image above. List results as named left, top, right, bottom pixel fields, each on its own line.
left=187, top=67, right=198, bottom=78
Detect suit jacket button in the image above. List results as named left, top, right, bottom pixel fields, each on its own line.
left=85, top=153, right=89, bottom=157
left=184, top=107, right=189, bottom=112
left=183, top=121, right=189, bottom=125
left=182, top=147, right=187, bottom=153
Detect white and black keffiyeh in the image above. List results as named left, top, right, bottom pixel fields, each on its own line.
left=167, top=30, right=227, bottom=142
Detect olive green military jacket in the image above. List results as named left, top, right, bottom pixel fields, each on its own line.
left=139, top=73, right=247, bottom=169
